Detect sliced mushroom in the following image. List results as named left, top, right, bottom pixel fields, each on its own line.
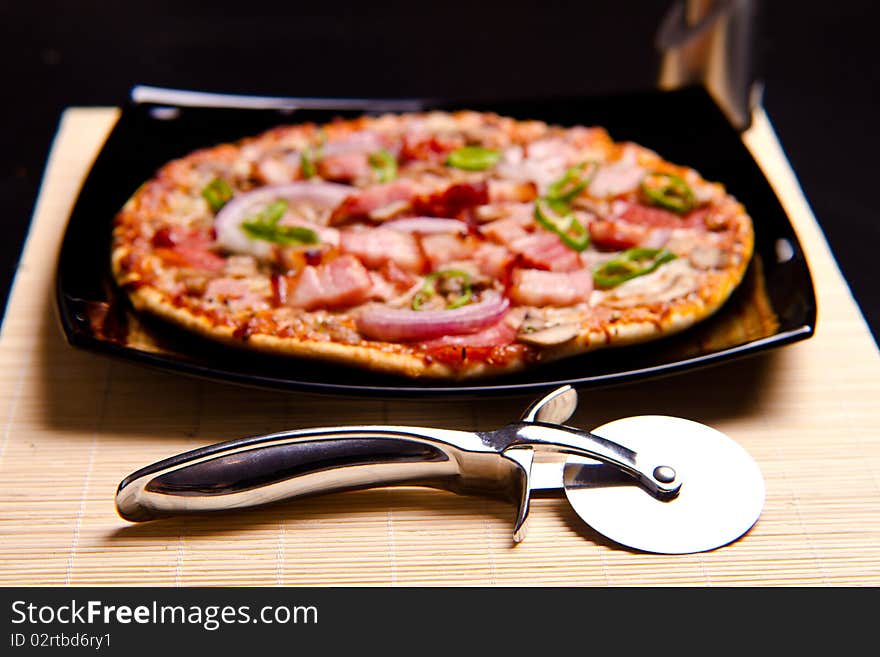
left=518, top=322, right=581, bottom=346
left=595, top=260, right=699, bottom=309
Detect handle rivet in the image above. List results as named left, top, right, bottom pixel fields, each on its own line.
left=653, top=465, right=676, bottom=483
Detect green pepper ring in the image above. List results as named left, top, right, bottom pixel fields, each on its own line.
left=534, top=199, right=591, bottom=252
left=201, top=178, right=234, bottom=212
left=411, top=269, right=473, bottom=310
left=368, top=149, right=398, bottom=183
left=592, top=247, right=677, bottom=288
left=640, top=171, right=696, bottom=214
left=446, top=146, right=501, bottom=171
left=546, top=161, right=599, bottom=204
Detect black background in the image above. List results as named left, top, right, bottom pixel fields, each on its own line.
left=1, top=0, right=878, bottom=344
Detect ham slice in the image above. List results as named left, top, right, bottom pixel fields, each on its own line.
left=509, top=269, right=594, bottom=307
left=287, top=255, right=373, bottom=310
left=340, top=227, right=424, bottom=273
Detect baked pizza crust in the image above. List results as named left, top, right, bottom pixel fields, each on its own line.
left=111, top=111, right=754, bottom=380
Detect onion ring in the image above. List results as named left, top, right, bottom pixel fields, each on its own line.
left=356, top=291, right=509, bottom=342
left=214, top=182, right=353, bottom=257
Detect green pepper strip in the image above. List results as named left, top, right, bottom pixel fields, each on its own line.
left=546, top=161, right=597, bottom=204
left=411, top=270, right=472, bottom=311
left=201, top=178, right=234, bottom=212
left=446, top=146, right=501, bottom=171
left=369, top=149, right=398, bottom=183
left=592, top=247, right=677, bottom=288
left=640, top=172, right=696, bottom=214
left=534, top=199, right=590, bottom=252
left=300, top=147, right=319, bottom=179
left=240, top=200, right=319, bottom=245
left=299, top=131, right=326, bottom=180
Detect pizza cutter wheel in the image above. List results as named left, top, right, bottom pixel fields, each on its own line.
left=116, top=386, right=764, bottom=554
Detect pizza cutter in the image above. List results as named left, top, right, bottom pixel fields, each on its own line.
left=115, top=386, right=764, bottom=554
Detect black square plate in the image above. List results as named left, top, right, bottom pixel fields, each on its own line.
left=55, top=86, right=816, bottom=397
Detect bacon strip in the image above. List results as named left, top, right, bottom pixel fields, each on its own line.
left=329, top=180, right=418, bottom=225
left=419, top=233, right=476, bottom=270
left=588, top=219, right=648, bottom=251
left=340, top=228, right=424, bottom=273
left=618, top=203, right=683, bottom=228
left=488, top=180, right=538, bottom=203
left=286, top=255, right=373, bottom=310
left=152, top=227, right=224, bottom=272
left=411, top=181, right=489, bottom=219
left=400, top=132, right=464, bottom=162
left=481, top=216, right=531, bottom=247
left=510, top=232, right=582, bottom=272
left=472, top=242, right=514, bottom=279
left=509, top=269, right=594, bottom=307
left=318, top=152, right=371, bottom=183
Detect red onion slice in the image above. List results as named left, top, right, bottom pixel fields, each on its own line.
left=356, top=291, right=510, bottom=342
left=382, top=217, right=469, bottom=234
left=420, top=319, right=516, bottom=349
left=214, top=182, right=354, bottom=257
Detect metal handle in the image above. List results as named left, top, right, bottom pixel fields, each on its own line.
left=657, top=0, right=760, bottom=130
left=115, top=426, right=519, bottom=522
left=115, top=387, right=680, bottom=539
left=490, top=423, right=681, bottom=500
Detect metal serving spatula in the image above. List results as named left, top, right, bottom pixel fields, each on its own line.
left=116, top=386, right=764, bottom=554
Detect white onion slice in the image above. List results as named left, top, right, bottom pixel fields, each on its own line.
left=356, top=291, right=509, bottom=342
left=214, top=182, right=353, bottom=258
left=382, top=217, right=469, bottom=234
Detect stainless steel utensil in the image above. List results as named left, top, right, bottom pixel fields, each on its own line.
left=657, top=0, right=760, bottom=130
left=116, top=386, right=764, bottom=554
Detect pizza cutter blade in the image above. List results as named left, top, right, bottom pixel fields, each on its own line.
left=561, top=416, right=765, bottom=554
left=115, top=385, right=764, bottom=554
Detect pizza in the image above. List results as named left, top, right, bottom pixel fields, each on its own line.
left=111, top=111, right=754, bottom=379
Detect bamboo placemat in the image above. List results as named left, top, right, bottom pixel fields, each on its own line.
left=0, top=107, right=878, bottom=586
